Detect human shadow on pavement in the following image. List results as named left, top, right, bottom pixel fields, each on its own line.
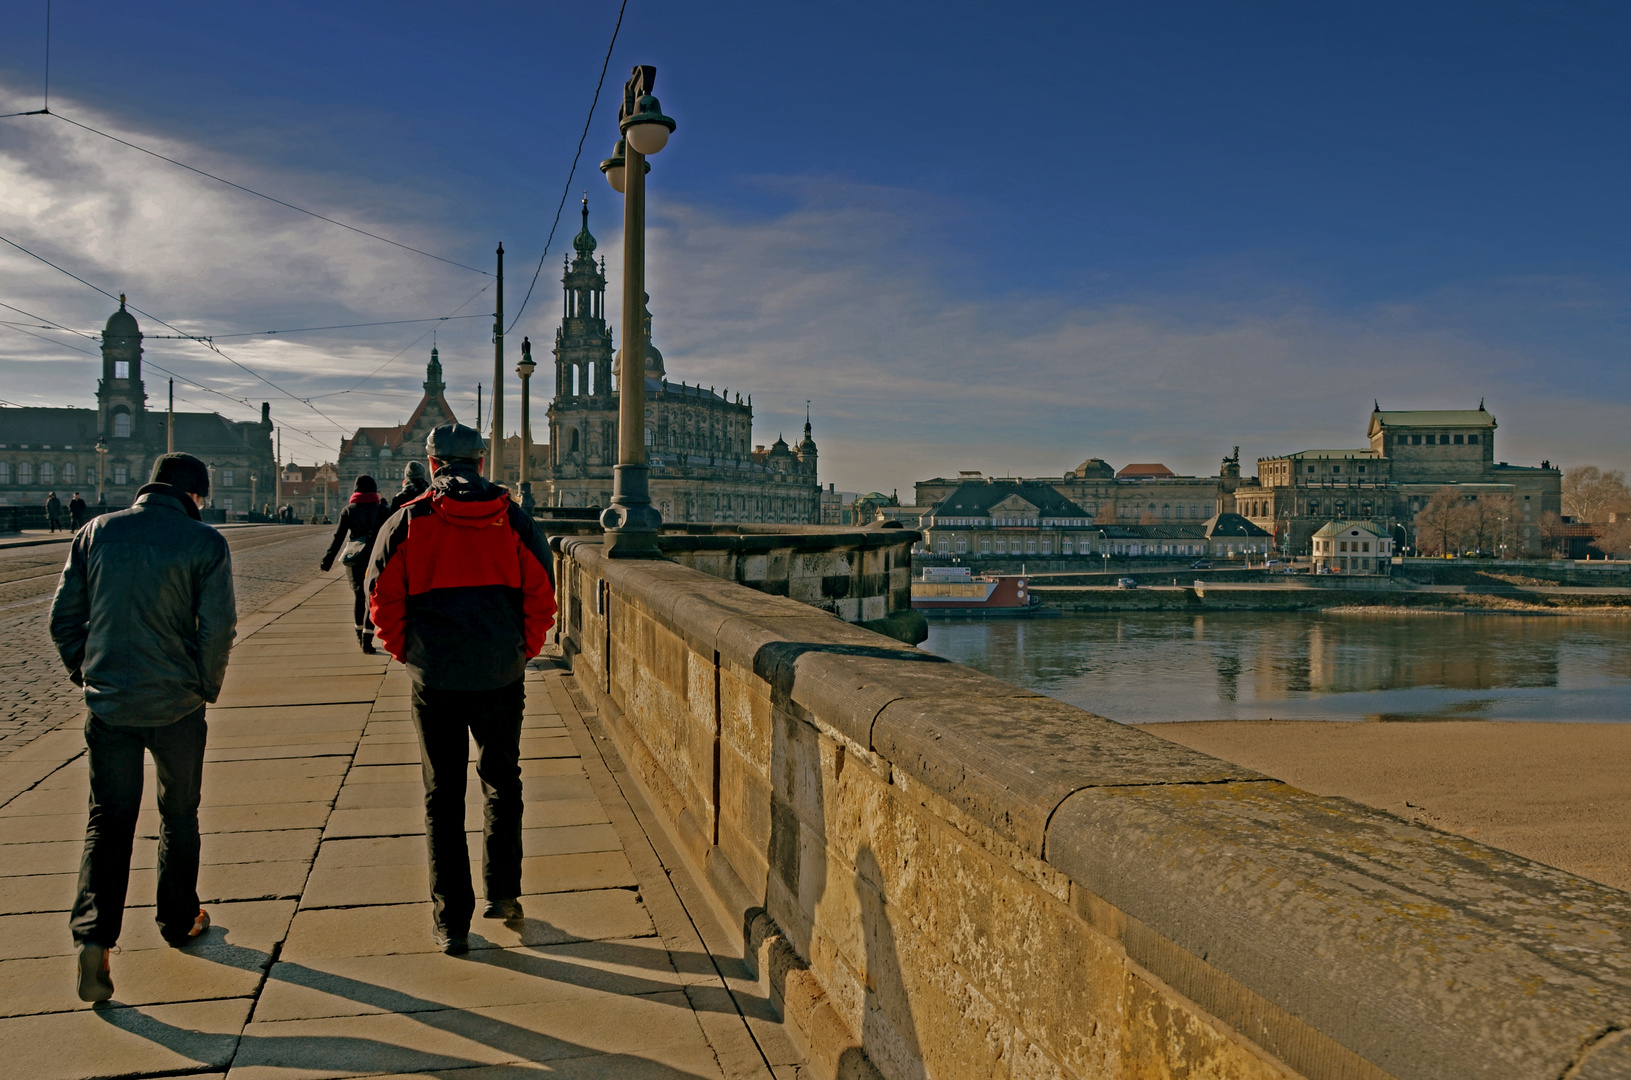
left=95, top=927, right=722, bottom=1078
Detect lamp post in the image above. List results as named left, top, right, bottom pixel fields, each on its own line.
left=598, top=64, right=676, bottom=558
left=516, top=337, right=536, bottom=511
left=94, top=438, right=107, bottom=504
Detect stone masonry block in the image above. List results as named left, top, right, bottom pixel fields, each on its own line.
left=872, top=691, right=1264, bottom=857
left=1046, top=781, right=1631, bottom=1080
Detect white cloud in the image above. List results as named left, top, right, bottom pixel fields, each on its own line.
left=2, top=88, right=1626, bottom=492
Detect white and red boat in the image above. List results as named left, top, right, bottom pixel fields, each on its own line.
left=911, top=567, right=1037, bottom=616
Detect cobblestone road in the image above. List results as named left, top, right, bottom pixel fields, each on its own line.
left=0, top=525, right=334, bottom=758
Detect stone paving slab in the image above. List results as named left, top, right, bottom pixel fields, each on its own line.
left=0, top=577, right=788, bottom=1079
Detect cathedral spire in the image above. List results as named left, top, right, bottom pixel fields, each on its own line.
left=424, top=345, right=446, bottom=397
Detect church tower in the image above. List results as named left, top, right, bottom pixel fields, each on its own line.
left=548, top=198, right=616, bottom=472
left=96, top=296, right=146, bottom=442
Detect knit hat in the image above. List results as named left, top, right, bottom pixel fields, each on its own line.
left=150, top=453, right=210, bottom=496
left=403, top=461, right=428, bottom=483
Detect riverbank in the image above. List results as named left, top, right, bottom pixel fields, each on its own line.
left=1031, top=581, right=1631, bottom=614
left=1140, top=719, right=1631, bottom=891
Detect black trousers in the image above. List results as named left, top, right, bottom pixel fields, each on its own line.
left=71, top=707, right=207, bottom=947
left=410, top=678, right=524, bottom=934
left=347, top=558, right=373, bottom=638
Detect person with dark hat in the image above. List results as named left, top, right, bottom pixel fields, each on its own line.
left=367, top=423, right=556, bottom=953
left=46, top=491, right=63, bottom=532
left=320, top=475, right=389, bottom=654
left=50, top=452, right=234, bottom=1002
left=390, top=459, right=430, bottom=513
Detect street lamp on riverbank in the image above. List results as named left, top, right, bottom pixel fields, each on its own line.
left=598, top=65, right=676, bottom=558
left=517, top=337, right=536, bottom=511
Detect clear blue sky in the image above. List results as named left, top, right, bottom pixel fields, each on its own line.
left=2, top=1, right=1627, bottom=491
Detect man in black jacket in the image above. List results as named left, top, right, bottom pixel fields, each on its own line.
left=46, top=491, right=63, bottom=532
left=68, top=492, right=87, bottom=530
left=390, top=460, right=430, bottom=512
left=50, top=453, right=235, bottom=1002
left=321, top=476, right=388, bottom=654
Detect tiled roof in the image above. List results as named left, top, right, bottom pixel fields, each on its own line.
left=1116, top=463, right=1175, bottom=478
left=930, top=481, right=1090, bottom=518
left=1201, top=512, right=1272, bottom=538
left=1372, top=409, right=1494, bottom=428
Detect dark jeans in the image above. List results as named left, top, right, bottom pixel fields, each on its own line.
left=410, top=678, right=524, bottom=934
left=347, top=558, right=373, bottom=638
left=71, top=707, right=207, bottom=947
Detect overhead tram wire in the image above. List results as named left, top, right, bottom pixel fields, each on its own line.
left=210, top=313, right=491, bottom=338
left=507, top=0, right=629, bottom=334
left=0, top=231, right=352, bottom=436
left=336, top=278, right=494, bottom=394
left=0, top=110, right=491, bottom=278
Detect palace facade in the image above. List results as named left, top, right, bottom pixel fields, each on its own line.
left=542, top=201, right=820, bottom=524
left=0, top=300, right=275, bottom=513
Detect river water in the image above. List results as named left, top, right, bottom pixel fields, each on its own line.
left=921, top=612, right=1631, bottom=723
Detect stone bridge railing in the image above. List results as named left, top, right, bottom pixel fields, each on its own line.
left=553, top=536, right=1631, bottom=1080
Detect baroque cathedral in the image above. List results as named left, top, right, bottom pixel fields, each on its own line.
left=543, top=200, right=820, bottom=524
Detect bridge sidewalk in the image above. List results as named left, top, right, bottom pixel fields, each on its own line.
left=0, top=577, right=800, bottom=1079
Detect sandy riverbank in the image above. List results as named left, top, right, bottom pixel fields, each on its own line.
left=1137, top=719, right=1631, bottom=891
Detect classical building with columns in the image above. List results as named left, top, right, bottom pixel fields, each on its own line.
left=542, top=200, right=819, bottom=524
left=0, top=299, right=275, bottom=513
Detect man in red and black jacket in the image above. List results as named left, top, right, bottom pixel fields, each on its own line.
left=366, top=423, right=556, bottom=953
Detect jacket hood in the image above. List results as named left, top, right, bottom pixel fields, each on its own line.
left=430, top=470, right=511, bottom=528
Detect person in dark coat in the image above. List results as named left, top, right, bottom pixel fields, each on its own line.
left=68, top=492, right=87, bottom=530
left=46, top=491, right=63, bottom=532
left=320, top=476, right=388, bottom=654
left=390, top=460, right=430, bottom=512
left=50, top=453, right=234, bottom=1002
left=368, top=424, right=556, bottom=953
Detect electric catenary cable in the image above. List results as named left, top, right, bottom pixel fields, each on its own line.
left=507, top=0, right=630, bottom=333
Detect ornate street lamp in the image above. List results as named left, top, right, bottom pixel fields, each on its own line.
left=516, top=337, right=537, bottom=511
left=597, top=65, right=676, bottom=558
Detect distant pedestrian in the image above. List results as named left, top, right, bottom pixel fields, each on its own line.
left=68, top=492, right=87, bottom=530
left=368, top=424, right=555, bottom=953
left=49, top=453, right=234, bottom=1003
left=320, top=476, right=389, bottom=654
left=46, top=491, right=63, bottom=532
left=389, top=460, right=430, bottom=513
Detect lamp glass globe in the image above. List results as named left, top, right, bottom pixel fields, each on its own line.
left=625, top=122, right=669, bottom=156
left=604, top=165, right=626, bottom=193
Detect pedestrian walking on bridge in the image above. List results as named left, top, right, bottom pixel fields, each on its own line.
left=68, top=492, right=87, bottom=530
left=321, top=476, right=389, bottom=654
left=49, top=452, right=234, bottom=1002
left=390, top=460, right=430, bottom=512
left=367, top=423, right=555, bottom=953
left=46, top=491, right=63, bottom=532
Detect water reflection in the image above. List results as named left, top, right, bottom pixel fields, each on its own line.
left=921, top=613, right=1631, bottom=723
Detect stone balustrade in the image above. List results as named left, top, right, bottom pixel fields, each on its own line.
left=553, top=536, right=1631, bottom=1080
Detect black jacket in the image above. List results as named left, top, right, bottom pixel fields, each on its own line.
left=50, top=486, right=236, bottom=726
left=321, top=496, right=389, bottom=571
left=390, top=478, right=429, bottom=512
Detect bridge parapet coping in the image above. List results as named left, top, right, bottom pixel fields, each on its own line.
left=554, top=537, right=1631, bottom=1080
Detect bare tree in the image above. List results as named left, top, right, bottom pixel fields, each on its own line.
left=1562, top=466, right=1631, bottom=522
left=1414, top=487, right=1473, bottom=556
left=1591, top=519, right=1631, bottom=559
left=1539, top=511, right=1568, bottom=558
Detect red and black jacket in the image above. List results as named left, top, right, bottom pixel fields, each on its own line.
left=365, top=468, right=556, bottom=691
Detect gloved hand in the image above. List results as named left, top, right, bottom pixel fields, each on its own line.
left=319, top=557, right=334, bottom=573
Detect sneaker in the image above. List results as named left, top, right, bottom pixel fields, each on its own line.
left=76, top=944, right=114, bottom=1003
left=482, top=898, right=524, bottom=921
left=433, top=929, right=469, bottom=955
left=166, top=908, right=210, bottom=947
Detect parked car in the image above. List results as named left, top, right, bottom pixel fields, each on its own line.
left=1117, top=577, right=1139, bottom=589
left=1191, top=560, right=1213, bottom=569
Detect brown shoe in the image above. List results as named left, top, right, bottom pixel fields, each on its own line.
left=166, top=908, right=210, bottom=947
left=76, top=944, right=114, bottom=1003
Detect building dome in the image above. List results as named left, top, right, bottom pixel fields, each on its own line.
left=104, top=298, right=139, bottom=338
left=572, top=197, right=597, bottom=257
